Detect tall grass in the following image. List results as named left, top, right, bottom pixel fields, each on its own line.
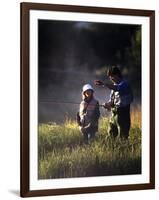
left=131, top=104, right=141, bottom=128
left=38, top=108, right=141, bottom=179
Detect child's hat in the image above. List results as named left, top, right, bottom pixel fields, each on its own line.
left=82, top=84, right=94, bottom=93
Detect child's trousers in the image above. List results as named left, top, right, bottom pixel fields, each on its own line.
left=83, top=132, right=95, bottom=143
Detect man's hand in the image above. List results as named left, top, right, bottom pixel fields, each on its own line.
left=94, top=80, right=104, bottom=86
left=94, top=80, right=117, bottom=90
left=102, top=102, right=112, bottom=111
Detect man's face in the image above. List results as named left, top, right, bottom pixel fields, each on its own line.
left=109, top=75, right=119, bottom=84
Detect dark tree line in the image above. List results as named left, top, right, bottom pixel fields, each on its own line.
left=39, top=20, right=141, bottom=97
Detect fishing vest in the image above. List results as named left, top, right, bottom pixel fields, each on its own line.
left=79, top=98, right=98, bottom=126
left=110, top=80, right=133, bottom=108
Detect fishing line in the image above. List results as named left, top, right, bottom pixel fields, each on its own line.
left=39, top=99, right=104, bottom=107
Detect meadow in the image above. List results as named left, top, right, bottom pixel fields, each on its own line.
left=38, top=106, right=141, bottom=179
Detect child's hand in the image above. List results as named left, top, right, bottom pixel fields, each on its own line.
left=79, top=126, right=85, bottom=133
left=84, top=123, right=91, bottom=129
left=94, top=80, right=104, bottom=86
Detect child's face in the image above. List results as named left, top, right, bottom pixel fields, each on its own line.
left=84, top=89, right=93, bottom=98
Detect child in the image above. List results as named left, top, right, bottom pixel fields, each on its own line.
left=76, top=84, right=100, bottom=143
left=95, top=66, right=133, bottom=139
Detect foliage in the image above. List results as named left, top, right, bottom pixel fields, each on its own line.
left=38, top=108, right=141, bottom=179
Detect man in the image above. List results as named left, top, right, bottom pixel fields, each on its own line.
left=95, top=66, right=133, bottom=139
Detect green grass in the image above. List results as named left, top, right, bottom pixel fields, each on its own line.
left=38, top=115, right=141, bottom=179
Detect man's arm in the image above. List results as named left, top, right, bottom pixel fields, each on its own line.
left=104, top=83, right=118, bottom=91
left=94, top=80, right=118, bottom=91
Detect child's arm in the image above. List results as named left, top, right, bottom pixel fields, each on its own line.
left=94, top=102, right=100, bottom=120
left=77, top=113, right=86, bottom=133
left=76, top=112, right=82, bottom=126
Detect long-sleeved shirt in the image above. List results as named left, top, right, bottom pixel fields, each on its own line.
left=109, top=80, right=133, bottom=108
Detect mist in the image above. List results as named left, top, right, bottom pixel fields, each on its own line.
left=38, top=67, right=110, bottom=123
left=38, top=20, right=141, bottom=123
